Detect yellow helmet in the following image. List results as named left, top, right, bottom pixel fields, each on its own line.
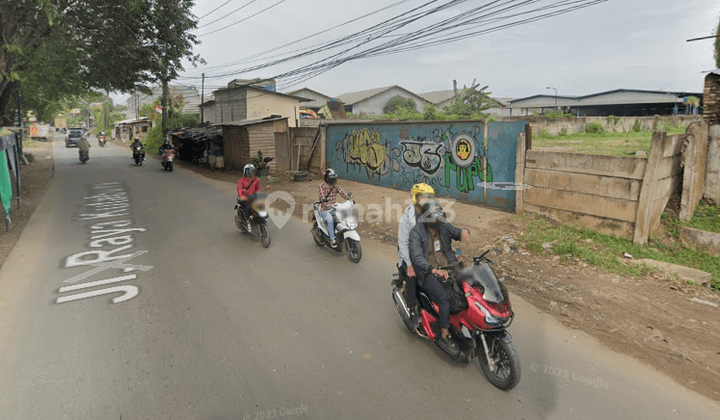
left=411, top=183, right=435, bottom=204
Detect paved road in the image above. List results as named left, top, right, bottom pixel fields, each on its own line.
left=0, top=134, right=717, bottom=420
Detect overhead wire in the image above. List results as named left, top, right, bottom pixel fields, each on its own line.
left=197, top=0, right=259, bottom=29
left=197, top=0, right=235, bottom=20
left=198, top=0, right=289, bottom=36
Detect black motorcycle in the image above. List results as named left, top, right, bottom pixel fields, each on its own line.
left=79, top=150, right=89, bottom=164
left=234, top=193, right=271, bottom=248
left=132, top=145, right=144, bottom=165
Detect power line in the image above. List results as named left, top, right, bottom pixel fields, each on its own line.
left=197, top=0, right=234, bottom=20
left=197, top=0, right=259, bottom=29
left=198, top=0, right=289, bottom=36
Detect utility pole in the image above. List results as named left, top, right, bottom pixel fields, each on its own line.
left=546, top=86, right=558, bottom=109
left=201, top=73, right=205, bottom=124
left=135, top=92, right=139, bottom=120
left=162, top=77, right=169, bottom=135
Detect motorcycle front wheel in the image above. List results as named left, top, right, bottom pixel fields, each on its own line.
left=168, top=161, right=173, bottom=172
left=478, top=336, right=521, bottom=391
left=258, top=223, right=271, bottom=248
left=344, top=238, right=362, bottom=263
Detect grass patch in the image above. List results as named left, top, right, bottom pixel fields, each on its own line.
left=518, top=214, right=720, bottom=291
left=21, top=140, right=42, bottom=148
left=680, top=202, right=720, bottom=234
left=534, top=126, right=687, bottom=156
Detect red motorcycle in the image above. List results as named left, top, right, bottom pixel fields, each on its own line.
left=161, top=149, right=174, bottom=172
left=97, top=133, right=106, bottom=147
left=392, top=249, right=521, bottom=390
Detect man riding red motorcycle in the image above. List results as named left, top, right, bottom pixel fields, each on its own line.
left=237, top=164, right=260, bottom=231
left=408, top=200, right=470, bottom=356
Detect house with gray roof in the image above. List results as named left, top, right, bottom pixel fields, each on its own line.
left=336, top=85, right=430, bottom=116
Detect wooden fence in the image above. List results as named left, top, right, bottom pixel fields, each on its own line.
left=515, top=121, right=708, bottom=244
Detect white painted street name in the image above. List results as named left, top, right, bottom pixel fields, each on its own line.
left=56, top=182, right=153, bottom=304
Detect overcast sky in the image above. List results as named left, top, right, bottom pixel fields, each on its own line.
left=114, top=0, right=719, bottom=104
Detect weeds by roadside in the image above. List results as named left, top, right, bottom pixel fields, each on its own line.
left=679, top=202, right=720, bottom=234
left=516, top=214, right=720, bottom=291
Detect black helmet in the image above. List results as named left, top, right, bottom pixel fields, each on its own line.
left=418, top=201, right=446, bottom=230
left=324, top=168, right=338, bottom=185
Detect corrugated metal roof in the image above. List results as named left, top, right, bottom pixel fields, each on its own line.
left=213, top=85, right=311, bottom=102
left=287, top=87, right=331, bottom=99
left=214, top=116, right=288, bottom=128
left=336, top=85, right=430, bottom=106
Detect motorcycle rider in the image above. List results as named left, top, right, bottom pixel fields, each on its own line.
left=318, top=168, right=350, bottom=247
left=130, top=137, right=146, bottom=161
left=409, top=200, right=470, bottom=356
left=237, top=164, right=261, bottom=231
left=397, top=183, right=436, bottom=326
left=77, top=135, right=91, bottom=160
left=159, top=139, right=174, bottom=163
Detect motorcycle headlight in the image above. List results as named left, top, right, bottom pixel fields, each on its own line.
left=475, top=302, right=503, bottom=325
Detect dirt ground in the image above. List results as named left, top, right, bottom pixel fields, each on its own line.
left=0, top=136, right=54, bottom=271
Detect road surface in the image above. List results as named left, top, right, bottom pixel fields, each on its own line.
left=0, top=133, right=717, bottom=419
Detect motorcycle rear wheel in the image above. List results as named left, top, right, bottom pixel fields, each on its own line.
left=311, top=222, right=324, bottom=247
left=478, top=337, right=521, bottom=391
left=167, top=162, right=173, bottom=172
left=392, top=288, right=415, bottom=333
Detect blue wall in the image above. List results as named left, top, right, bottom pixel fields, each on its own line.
left=327, top=121, right=526, bottom=211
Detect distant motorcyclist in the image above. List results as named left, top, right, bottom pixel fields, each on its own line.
left=318, top=168, right=350, bottom=247
left=130, top=137, right=145, bottom=161
left=159, top=139, right=174, bottom=165
left=237, top=164, right=261, bottom=230
left=77, top=136, right=91, bottom=159
left=397, top=183, right=436, bottom=325
left=409, top=200, right=470, bottom=356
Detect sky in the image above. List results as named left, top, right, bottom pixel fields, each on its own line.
left=113, top=0, right=719, bottom=105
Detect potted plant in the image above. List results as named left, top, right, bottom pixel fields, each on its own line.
left=250, top=150, right=274, bottom=177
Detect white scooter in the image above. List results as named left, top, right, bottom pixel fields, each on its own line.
left=311, top=193, right=362, bottom=263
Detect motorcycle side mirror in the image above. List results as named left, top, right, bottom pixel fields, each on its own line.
left=347, top=191, right=353, bottom=197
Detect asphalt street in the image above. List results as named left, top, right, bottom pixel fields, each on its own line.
left=0, top=133, right=717, bottom=420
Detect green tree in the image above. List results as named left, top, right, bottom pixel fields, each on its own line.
left=715, top=16, right=720, bottom=68
left=446, top=79, right=494, bottom=117
left=383, top=96, right=417, bottom=114
left=0, top=0, right=200, bottom=125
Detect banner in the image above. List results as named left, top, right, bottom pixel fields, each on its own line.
left=0, top=150, right=11, bottom=216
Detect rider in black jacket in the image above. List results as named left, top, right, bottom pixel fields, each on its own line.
left=409, top=200, right=469, bottom=356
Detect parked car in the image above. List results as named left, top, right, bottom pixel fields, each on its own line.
left=66, top=128, right=84, bottom=147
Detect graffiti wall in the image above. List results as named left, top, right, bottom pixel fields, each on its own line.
left=327, top=121, right=526, bottom=211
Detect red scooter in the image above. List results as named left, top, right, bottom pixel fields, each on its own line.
left=391, top=249, right=521, bottom=390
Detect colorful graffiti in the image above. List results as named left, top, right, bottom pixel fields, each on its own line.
left=335, top=128, right=395, bottom=179
left=328, top=121, right=525, bottom=211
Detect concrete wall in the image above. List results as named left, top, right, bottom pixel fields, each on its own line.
left=705, top=125, right=720, bottom=205
left=215, top=89, right=247, bottom=124
left=703, top=73, right=720, bottom=125
left=498, top=115, right=697, bottom=137
left=680, top=121, right=710, bottom=220
left=352, top=87, right=428, bottom=115
left=327, top=121, right=527, bottom=212
left=246, top=92, right=300, bottom=128
left=518, top=129, right=688, bottom=243
left=200, top=103, right=216, bottom=125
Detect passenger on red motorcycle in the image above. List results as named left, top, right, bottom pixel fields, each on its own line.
left=408, top=200, right=470, bottom=355
left=237, top=164, right=261, bottom=229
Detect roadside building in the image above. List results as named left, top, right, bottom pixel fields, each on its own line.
left=202, top=80, right=310, bottom=127
left=113, top=117, right=152, bottom=142
left=218, top=116, right=290, bottom=172
left=286, top=88, right=331, bottom=113
left=336, top=85, right=430, bottom=116
left=508, top=89, right=703, bottom=117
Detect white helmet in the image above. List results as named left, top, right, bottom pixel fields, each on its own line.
left=244, top=164, right=255, bottom=178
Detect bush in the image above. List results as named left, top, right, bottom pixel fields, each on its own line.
left=559, top=126, right=568, bottom=136
left=383, top=96, right=417, bottom=114
left=24, top=153, right=35, bottom=163
left=423, top=104, right=439, bottom=121
left=631, top=119, right=642, bottom=132
left=584, top=122, right=604, bottom=134
left=144, top=125, right=163, bottom=154
left=544, top=109, right=574, bottom=121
